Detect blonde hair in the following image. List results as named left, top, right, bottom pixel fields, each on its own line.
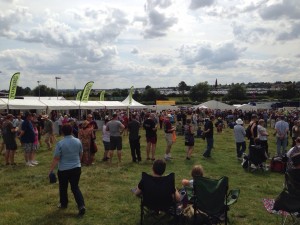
left=191, top=165, right=204, bottom=178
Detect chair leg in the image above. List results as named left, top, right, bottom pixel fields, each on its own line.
left=141, top=205, right=143, bottom=225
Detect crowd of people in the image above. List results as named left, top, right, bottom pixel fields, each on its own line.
left=1, top=107, right=300, bottom=166
left=1, top=107, right=300, bottom=217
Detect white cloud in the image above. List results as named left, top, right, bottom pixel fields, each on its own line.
left=259, top=0, right=300, bottom=20
left=0, top=0, right=300, bottom=90
left=189, top=0, right=215, bottom=10
left=178, top=42, right=246, bottom=67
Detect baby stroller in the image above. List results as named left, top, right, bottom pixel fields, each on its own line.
left=242, top=145, right=268, bottom=172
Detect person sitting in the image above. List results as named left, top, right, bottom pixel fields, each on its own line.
left=273, top=152, right=300, bottom=213
left=182, top=164, right=204, bottom=188
left=286, top=137, right=300, bottom=170
left=133, top=159, right=180, bottom=202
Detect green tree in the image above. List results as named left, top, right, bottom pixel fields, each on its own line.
left=226, top=84, right=247, bottom=100
left=277, top=82, right=299, bottom=99
left=32, top=85, right=56, bottom=96
left=16, top=86, right=32, bottom=96
left=189, top=82, right=209, bottom=102
left=141, top=88, right=161, bottom=102
left=178, top=81, right=188, bottom=96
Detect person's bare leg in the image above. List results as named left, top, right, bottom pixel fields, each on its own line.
left=151, top=144, right=156, bottom=159
left=117, top=150, right=122, bottom=162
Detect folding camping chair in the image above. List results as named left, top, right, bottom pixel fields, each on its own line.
left=140, top=172, right=181, bottom=225
left=248, top=144, right=268, bottom=172
left=192, top=176, right=240, bottom=225
left=271, top=170, right=300, bottom=225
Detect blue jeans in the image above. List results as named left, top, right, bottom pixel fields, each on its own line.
left=203, top=137, right=214, bottom=157
left=58, top=167, right=85, bottom=209
left=236, top=141, right=246, bottom=157
left=276, top=137, right=287, bottom=156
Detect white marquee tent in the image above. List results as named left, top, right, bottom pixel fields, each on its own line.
left=98, top=101, right=127, bottom=109
left=195, top=100, right=236, bottom=110
left=39, top=100, right=79, bottom=111
left=0, top=98, right=7, bottom=109
left=122, top=96, right=146, bottom=109
left=1, top=98, right=47, bottom=110
left=236, top=104, right=257, bottom=111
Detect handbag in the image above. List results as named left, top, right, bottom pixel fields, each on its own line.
left=90, top=139, right=98, bottom=153
left=49, top=172, right=57, bottom=184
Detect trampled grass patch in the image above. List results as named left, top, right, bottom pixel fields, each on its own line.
left=0, top=126, right=287, bottom=225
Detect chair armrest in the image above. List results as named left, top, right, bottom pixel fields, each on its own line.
left=226, top=189, right=240, bottom=206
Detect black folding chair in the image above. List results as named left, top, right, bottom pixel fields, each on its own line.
left=140, top=172, right=180, bottom=225
left=273, top=169, right=300, bottom=225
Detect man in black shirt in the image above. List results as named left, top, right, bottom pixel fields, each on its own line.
left=143, top=113, right=157, bottom=160
left=128, top=114, right=141, bottom=162
left=203, top=115, right=215, bottom=158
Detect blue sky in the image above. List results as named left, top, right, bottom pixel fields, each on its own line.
left=0, top=0, right=299, bottom=90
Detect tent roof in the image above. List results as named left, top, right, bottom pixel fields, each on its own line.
left=39, top=100, right=79, bottom=111
left=23, top=96, right=66, bottom=100
left=0, top=98, right=6, bottom=109
left=236, top=104, right=257, bottom=111
left=98, top=101, right=127, bottom=109
left=72, top=101, right=105, bottom=110
left=122, top=96, right=146, bottom=109
left=1, top=98, right=47, bottom=110
left=195, top=100, right=236, bottom=110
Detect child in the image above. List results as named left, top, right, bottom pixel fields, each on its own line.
left=182, top=165, right=204, bottom=187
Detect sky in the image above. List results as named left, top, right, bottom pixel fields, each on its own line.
left=0, top=0, right=300, bottom=90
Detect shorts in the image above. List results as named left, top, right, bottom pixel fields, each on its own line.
left=5, top=141, right=17, bottom=151
left=44, top=133, right=52, bottom=142
left=165, top=133, right=173, bottom=146
left=103, top=141, right=111, bottom=151
left=32, top=144, right=39, bottom=152
left=146, top=136, right=157, bottom=144
left=110, top=136, right=122, bottom=150
left=23, top=143, right=34, bottom=153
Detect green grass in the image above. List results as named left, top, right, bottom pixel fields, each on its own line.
left=0, top=126, right=288, bottom=225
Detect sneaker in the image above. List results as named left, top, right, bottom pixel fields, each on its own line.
left=57, top=203, right=67, bottom=209
left=78, top=206, right=86, bottom=217
left=26, top=162, right=35, bottom=167
left=31, top=160, right=39, bottom=165
left=164, top=156, right=171, bottom=161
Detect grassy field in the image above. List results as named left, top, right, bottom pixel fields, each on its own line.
left=0, top=125, right=288, bottom=225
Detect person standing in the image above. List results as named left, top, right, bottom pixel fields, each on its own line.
left=203, top=115, right=215, bottom=158
left=102, top=117, right=111, bottom=161
left=257, top=119, right=269, bottom=157
left=78, top=120, right=94, bottom=166
left=86, top=114, right=98, bottom=163
left=2, top=114, right=18, bottom=165
left=43, top=115, right=54, bottom=150
left=233, top=118, right=246, bottom=160
left=106, top=113, right=125, bottom=163
left=143, top=113, right=157, bottom=161
left=18, top=112, right=35, bottom=166
left=275, top=115, right=289, bottom=156
left=164, top=114, right=175, bottom=161
left=49, top=124, right=86, bottom=217
left=128, top=114, right=141, bottom=162
left=184, top=119, right=195, bottom=160
left=248, top=114, right=258, bottom=148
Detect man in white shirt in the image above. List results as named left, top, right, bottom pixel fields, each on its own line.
left=275, top=115, right=289, bottom=156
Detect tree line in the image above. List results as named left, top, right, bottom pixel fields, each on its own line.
left=1, top=81, right=299, bottom=104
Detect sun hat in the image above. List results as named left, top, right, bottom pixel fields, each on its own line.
left=167, top=114, right=172, bottom=117
left=236, top=118, right=243, bottom=125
